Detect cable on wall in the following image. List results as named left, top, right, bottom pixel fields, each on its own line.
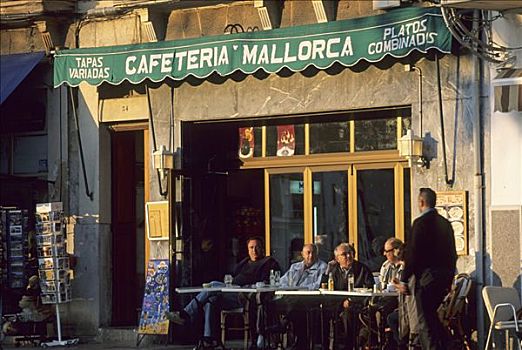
left=436, top=54, right=454, bottom=186
left=68, top=86, right=94, bottom=200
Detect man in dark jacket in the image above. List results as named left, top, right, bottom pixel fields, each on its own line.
left=168, top=236, right=280, bottom=348
left=322, top=243, right=374, bottom=349
left=398, top=187, right=457, bottom=350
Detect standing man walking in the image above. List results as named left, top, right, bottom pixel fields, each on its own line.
left=398, top=187, right=457, bottom=349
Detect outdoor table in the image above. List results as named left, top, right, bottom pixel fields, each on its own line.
left=175, top=286, right=224, bottom=294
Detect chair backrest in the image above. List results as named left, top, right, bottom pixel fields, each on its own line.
left=438, top=273, right=472, bottom=324
left=482, top=286, right=522, bottom=323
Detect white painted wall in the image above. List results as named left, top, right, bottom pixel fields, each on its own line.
left=490, top=12, right=522, bottom=207
left=490, top=110, right=522, bottom=206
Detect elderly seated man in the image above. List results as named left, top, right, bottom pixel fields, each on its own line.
left=322, top=243, right=374, bottom=350
left=168, top=236, right=280, bottom=349
left=280, top=243, right=327, bottom=289
left=272, top=244, right=327, bottom=348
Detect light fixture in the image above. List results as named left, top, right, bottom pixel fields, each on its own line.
left=398, top=129, right=428, bottom=168
left=153, top=145, right=174, bottom=180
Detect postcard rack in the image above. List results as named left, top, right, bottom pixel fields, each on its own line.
left=35, top=202, right=78, bottom=347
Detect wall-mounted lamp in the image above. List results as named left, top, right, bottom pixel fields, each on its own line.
left=398, top=129, right=429, bottom=168
left=153, top=145, right=174, bottom=180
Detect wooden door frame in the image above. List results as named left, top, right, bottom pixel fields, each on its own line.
left=109, top=122, right=150, bottom=272
left=263, top=160, right=409, bottom=258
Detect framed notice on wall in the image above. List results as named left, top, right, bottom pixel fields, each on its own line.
left=435, top=191, right=468, bottom=256
left=146, top=201, right=169, bottom=240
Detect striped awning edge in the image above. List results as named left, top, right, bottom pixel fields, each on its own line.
left=493, top=68, right=522, bottom=113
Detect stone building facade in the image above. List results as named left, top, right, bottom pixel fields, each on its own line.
left=1, top=0, right=520, bottom=343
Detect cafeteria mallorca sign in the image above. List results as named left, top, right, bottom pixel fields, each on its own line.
left=54, top=7, right=451, bottom=87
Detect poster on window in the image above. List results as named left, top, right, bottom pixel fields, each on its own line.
left=238, top=127, right=254, bottom=159
left=435, top=191, right=468, bottom=256
left=277, top=125, right=295, bottom=157
left=138, top=259, right=170, bottom=335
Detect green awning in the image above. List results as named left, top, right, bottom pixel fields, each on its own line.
left=54, top=6, right=451, bottom=88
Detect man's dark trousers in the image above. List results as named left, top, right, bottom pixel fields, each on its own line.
left=415, top=268, right=452, bottom=350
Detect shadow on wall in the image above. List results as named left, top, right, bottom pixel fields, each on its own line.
left=514, top=274, right=522, bottom=301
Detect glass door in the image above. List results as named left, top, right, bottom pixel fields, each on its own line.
left=310, top=167, right=349, bottom=263
left=265, top=164, right=410, bottom=272
left=266, top=169, right=305, bottom=272
left=351, top=164, right=410, bottom=271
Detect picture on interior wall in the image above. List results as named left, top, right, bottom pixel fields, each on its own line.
left=239, top=127, right=254, bottom=159
left=277, top=125, right=295, bottom=157
left=146, top=201, right=169, bottom=240
left=435, top=191, right=468, bottom=256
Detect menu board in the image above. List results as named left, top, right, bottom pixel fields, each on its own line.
left=435, top=191, right=468, bottom=256
left=138, top=259, right=170, bottom=335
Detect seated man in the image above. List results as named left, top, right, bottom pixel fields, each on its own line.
left=275, top=244, right=327, bottom=348
left=280, top=243, right=327, bottom=290
left=379, top=238, right=404, bottom=289
left=168, top=236, right=280, bottom=348
left=322, top=243, right=374, bottom=350
left=362, top=238, right=403, bottom=348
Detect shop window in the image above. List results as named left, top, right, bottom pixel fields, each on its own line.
left=238, top=107, right=410, bottom=159
left=354, top=117, right=397, bottom=151
left=355, top=168, right=395, bottom=271
left=253, top=127, right=263, bottom=157
left=12, top=135, right=48, bottom=175
left=266, top=125, right=304, bottom=157
left=312, top=170, right=348, bottom=262
left=269, top=172, right=304, bottom=271
left=309, top=121, right=349, bottom=154
left=402, top=117, right=412, bottom=137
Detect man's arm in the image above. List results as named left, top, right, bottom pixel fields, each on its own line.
left=279, top=263, right=295, bottom=287
left=311, top=260, right=328, bottom=290
left=401, top=218, right=427, bottom=283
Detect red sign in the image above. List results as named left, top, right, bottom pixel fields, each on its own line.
left=277, top=125, right=295, bottom=156
left=238, top=127, right=254, bottom=158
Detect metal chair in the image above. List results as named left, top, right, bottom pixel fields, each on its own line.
left=438, top=273, right=473, bottom=349
left=220, top=306, right=249, bottom=349
left=482, top=286, right=522, bottom=350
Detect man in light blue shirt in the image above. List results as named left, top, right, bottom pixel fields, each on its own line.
left=280, top=243, right=328, bottom=290
left=274, top=244, right=327, bottom=348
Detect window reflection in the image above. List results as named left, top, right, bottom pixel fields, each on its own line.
left=312, top=171, right=348, bottom=262
left=355, top=118, right=397, bottom=151
left=310, top=122, right=349, bottom=154
left=356, top=169, right=395, bottom=272
left=269, top=173, right=304, bottom=271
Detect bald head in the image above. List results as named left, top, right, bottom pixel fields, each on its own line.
left=301, top=244, right=318, bottom=268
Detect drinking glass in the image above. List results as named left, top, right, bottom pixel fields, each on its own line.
left=274, top=270, right=281, bottom=286
left=224, top=274, right=233, bottom=287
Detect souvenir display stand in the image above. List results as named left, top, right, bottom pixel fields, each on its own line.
left=35, top=203, right=78, bottom=347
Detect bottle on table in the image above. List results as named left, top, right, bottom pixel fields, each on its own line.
left=269, top=269, right=275, bottom=286
left=347, top=272, right=355, bottom=292
left=328, top=272, right=334, bottom=291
